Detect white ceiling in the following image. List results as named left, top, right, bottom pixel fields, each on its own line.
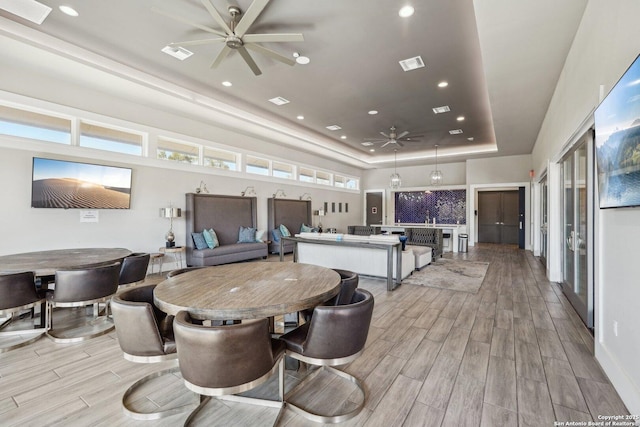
left=0, top=0, right=587, bottom=168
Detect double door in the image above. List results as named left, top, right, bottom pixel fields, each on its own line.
left=478, top=190, right=520, bottom=245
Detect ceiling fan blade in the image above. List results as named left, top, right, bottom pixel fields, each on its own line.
left=396, top=141, right=405, bottom=148
left=397, top=131, right=410, bottom=139
left=245, top=43, right=295, bottom=66
left=152, top=7, right=227, bottom=37
left=234, top=0, right=270, bottom=37
left=243, top=33, right=304, bottom=43
left=210, top=45, right=232, bottom=68
left=381, top=141, right=392, bottom=148
left=200, top=0, right=232, bottom=34
left=400, top=135, right=424, bottom=140
left=237, top=46, right=262, bottom=75
left=169, top=38, right=225, bottom=48
left=379, top=132, right=390, bottom=138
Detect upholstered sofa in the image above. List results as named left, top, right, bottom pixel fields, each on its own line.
left=291, top=233, right=414, bottom=290
left=267, top=198, right=312, bottom=255
left=185, top=193, right=268, bottom=267
left=405, top=227, right=444, bottom=259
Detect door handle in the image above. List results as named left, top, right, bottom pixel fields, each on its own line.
left=519, top=221, right=522, bottom=230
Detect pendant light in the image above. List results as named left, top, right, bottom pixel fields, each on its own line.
left=390, top=149, right=402, bottom=189
left=430, top=144, right=443, bottom=185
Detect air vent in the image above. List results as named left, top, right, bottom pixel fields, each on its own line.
left=268, top=97, right=290, bottom=106
left=161, top=45, right=194, bottom=60
left=399, top=56, right=425, bottom=72
left=432, top=106, right=451, bottom=114
left=0, top=0, right=51, bottom=24
left=449, top=129, right=463, bottom=135
left=326, top=125, right=342, bottom=131
left=361, top=142, right=374, bottom=146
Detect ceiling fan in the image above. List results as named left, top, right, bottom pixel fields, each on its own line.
left=154, top=0, right=304, bottom=76
left=366, top=126, right=423, bottom=148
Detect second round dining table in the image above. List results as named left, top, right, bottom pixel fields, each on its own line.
left=153, top=262, right=341, bottom=321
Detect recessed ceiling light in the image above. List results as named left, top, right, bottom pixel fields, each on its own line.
left=368, top=110, right=378, bottom=115
left=293, top=53, right=310, bottom=65
left=399, top=56, right=425, bottom=72
left=362, top=142, right=374, bottom=146
left=340, top=135, right=347, bottom=139
left=161, top=45, right=193, bottom=61
left=370, top=149, right=376, bottom=152
left=326, top=125, right=342, bottom=131
left=268, top=96, right=290, bottom=106
left=222, top=81, right=232, bottom=87
left=59, top=5, right=78, bottom=16
left=432, top=106, right=451, bottom=114
left=449, top=129, right=463, bottom=135
left=296, top=115, right=304, bottom=120
left=467, top=137, right=475, bottom=141
left=438, top=81, right=449, bottom=88
left=0, top=0, right=52, bottom=24
left=457, top=116, right=465, bottom=121
left=399, top=5, right=414, bottom=18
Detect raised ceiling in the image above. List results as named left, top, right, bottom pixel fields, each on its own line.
left=0, top=0, right=587, bottom=168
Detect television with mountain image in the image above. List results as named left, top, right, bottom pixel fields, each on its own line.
left=595, top=54, right=640, bottom=209
left=31, top=157, right=132, bottom=209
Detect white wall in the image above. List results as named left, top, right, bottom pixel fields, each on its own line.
left=530, top=0, right=640, bottom=414
left=0, top=145, right=362, bottom=263
left=466, top=154, right=532, bottom=184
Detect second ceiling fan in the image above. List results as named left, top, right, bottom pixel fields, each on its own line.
left=156, top=0, right=304, bottom=76
left=366, top=126, right=423, bottom=148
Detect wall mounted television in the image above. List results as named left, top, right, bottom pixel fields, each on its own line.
left=31, top=158, right=132, bottom=209
left=594, top=54, right=640, bottom=209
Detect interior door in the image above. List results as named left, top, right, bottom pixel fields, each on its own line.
left=478, top=190, right=520, bottom=244
left=365, top=191, right=383, bottom=226
left=478, top=192, right=501, bottom=243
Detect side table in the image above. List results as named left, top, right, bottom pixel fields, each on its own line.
left=158, top=246, right=185, bottom=273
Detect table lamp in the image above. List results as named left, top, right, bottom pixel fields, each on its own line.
left=160, top=205, right=181, bottom=247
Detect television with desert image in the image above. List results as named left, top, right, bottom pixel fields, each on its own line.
left=595, top=54, right=640, bottom=209
left=31, top=158, right=132, bottom=209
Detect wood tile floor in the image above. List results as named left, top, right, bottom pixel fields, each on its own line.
left=0, top=244, right=629, bottom=426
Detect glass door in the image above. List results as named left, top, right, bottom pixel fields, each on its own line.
left=561, top=136, right=593, bottom=328
left=540, top=176, right=548, bottom=267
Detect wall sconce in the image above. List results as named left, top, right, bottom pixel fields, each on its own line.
left=159, top=204, right=182, bottom=247
left=299, top=193, right=312, bottom=200
left=273, top=189, right=287, bottom=198
left=195, top=181, right=209, bottom=194
left=241, top=186, right=256, bottom=196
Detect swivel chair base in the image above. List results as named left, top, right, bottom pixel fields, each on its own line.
left=285, top=365, right=366, bottom=424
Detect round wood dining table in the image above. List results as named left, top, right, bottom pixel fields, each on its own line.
left=153, top=262, right=342, bottom=321
left=0, top=248, right=132, bottom=277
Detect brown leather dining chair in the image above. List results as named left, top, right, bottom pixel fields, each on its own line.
left=280, top=288, right=374, bottom=423
left=0, top=271, right=47, bottom=352
left=300, top=268, right=359, bottom=323
left=118, top=252, right=150, bottom=288
left=174, top=311, right=286, bottom=426
left=46, top=262, right=121, bottom=343
left=111, top=284, right=196, bottom=420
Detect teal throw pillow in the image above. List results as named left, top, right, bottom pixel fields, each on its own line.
left=238, top=226, right=256, bottom=243
left=300, top=223, right=313, bottom=233
left=191, top=232, right=208, bottom=250
left=255, top=229, right=266, bottom=242
left=271, top=229, right=282, bottom=242
left=279, top=224, right=291, bottom=237
left=202, top=228, right=219, bottom=249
